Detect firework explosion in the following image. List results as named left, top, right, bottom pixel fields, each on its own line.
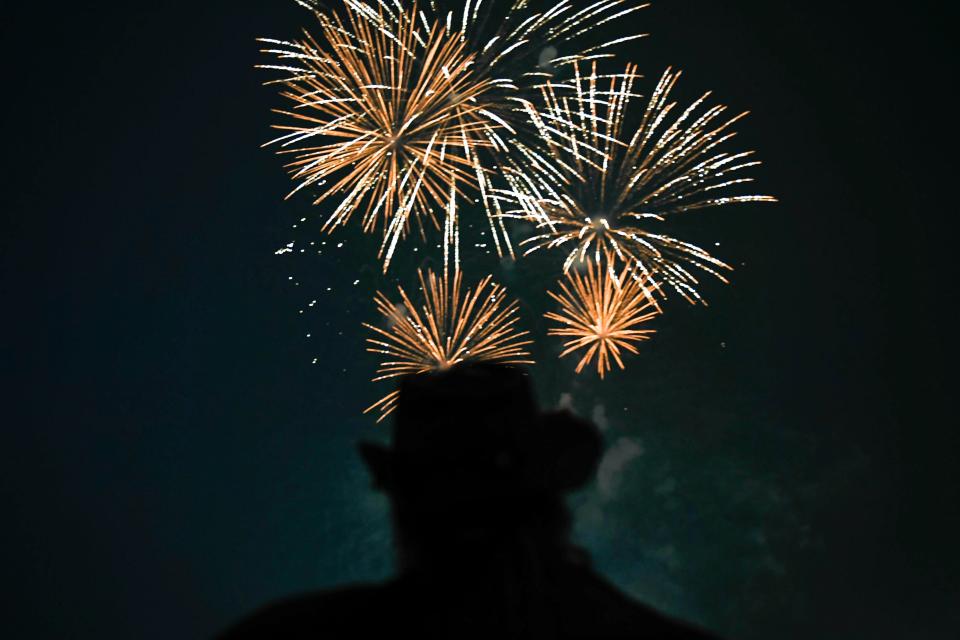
left=503, top=63, right=777, bottom=303
left=344, top=0, right=654, bottom=257
left=364, top=268, right=534, bottom=420
left=264, top=1, right=652, bottom=269
left=260, top=3, right=513, bottom=271
left=345, top=0, right=650, bottom=96
left=545, top=261, right=660, bottom=378
left=259, top=1, right=776, bottom=394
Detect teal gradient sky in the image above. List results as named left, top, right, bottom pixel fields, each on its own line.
left=2, top=2, right=956, bottom=638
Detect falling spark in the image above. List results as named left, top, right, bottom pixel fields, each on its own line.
left=259, top=3, right=510, bottom=271
left=545, top=261, right=660, bottom=378
left=364, top=267, right=533, bottom=420
left=503, top=63, right=777, bottom=303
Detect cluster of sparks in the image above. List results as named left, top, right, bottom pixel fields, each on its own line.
left=261, top=0, right=652, bottom=270
left=546, top=262, right=661, bottom=378
left=259, top=1, right=776, bottom=406
left=345, top=1, right=651, bottom=102
left=260, top=3, right=507, bottom=271
left=503, top=63, right=777, bottom=304
left=363, top=267, right=533, bottom=420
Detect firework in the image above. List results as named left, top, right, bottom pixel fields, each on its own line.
left=364, top=268, right=534, bottom=420
left=545, top=261, right=660, bottom=378
left=259, top=3, right=511, bottom=271
left=504, top=63, right=777, bottom=303
left=287, top=0, right=651, bottom=262
left=343, top=0, right=650, bottom=92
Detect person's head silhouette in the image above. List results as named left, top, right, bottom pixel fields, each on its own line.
left=219, top=363, right=722, bottom=638
left=358, top=363, right=602, bottom=573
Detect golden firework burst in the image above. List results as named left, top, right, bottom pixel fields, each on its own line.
left=545, top=262, right=660, bottom=378
left=364, top=268, right=534, bottom=420
left=504, top=63, right=777, bottom=303
left=259, top=3, right=512, bottom=271
left=288, top=0, right=652, bottom=263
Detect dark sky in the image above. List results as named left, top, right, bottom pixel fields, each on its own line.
left=1, top=1, right=957, bottom=638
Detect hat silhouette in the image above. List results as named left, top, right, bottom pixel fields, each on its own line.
left=359, top=364, right=602, bottom=500
left=219, top=363, right=723, bottom=639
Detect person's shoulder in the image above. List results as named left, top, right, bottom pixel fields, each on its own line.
left=556, top=564, right=722, bottom=639
left=216, top=582, right=391, bottom=639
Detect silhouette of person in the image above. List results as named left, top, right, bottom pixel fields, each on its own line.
left=218, top=364, right=720, bottom=639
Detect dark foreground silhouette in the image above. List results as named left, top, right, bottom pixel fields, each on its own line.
left=219, top=364, right=720, bottom=639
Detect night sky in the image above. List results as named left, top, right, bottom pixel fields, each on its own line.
left=2, top=1, right=957, bottom=638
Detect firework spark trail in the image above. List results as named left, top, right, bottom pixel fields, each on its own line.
left=310, top=0, right=652, bottom=261
left=340, top=0, right=653, bottom=160
left=260, top=3, right=513, bottom=271
left=501, top=63, right=777, bottom=304
left=546, top=261, right=660, bottom=378
left=363, top=268, right=534, bottom=421
left=343, top=0, right=651, bottom=88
